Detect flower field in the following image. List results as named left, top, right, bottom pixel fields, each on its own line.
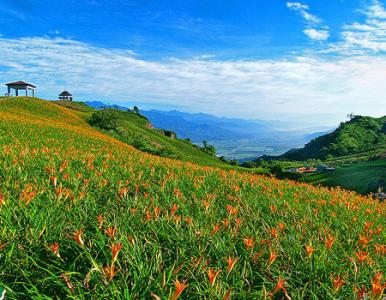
left=0, top=97, right=384, bottom=299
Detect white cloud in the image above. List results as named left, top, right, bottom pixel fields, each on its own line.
left=287, top=2, right=321, bottom=24
left=303, top=28, right=330, bottom=41
left=332, top=0, right=386, bottom=53
left=287, top=2, right=329, bottom=41
left=287, top=2, right=309, bottom=10
left=0, top=36, right=385, bottom=126
left=365, top=0, right=386, bottom=18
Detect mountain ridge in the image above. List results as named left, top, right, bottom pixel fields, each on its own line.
left=265, top=115, right=386, bottom=161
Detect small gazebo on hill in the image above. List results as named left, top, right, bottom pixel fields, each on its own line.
left=5, top=81, right=36, bottom=97
left=58, top=90, right=73, bottom=101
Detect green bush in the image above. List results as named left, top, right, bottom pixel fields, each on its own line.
left=89, top=109, right=120, bottom=130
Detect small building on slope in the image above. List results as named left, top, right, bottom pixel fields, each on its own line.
left=58, top=90, right=73, bottom=101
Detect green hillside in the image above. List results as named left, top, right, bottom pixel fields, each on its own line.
left=0, top=97, right=384, bottom=299
left=303, top=159, right=386, bottom=195
left=54, top=100, right=226, bottom=167
left=278, top=115, right=386, bottom=161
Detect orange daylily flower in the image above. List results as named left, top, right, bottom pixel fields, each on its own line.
left=50, top=176, right=58, bottom=187
left=154, top=206, right=161, bottom=219
left=73, top=229, right=84, bottom=246
left=332, top=275, right=345, bottom=293
left=208, top=268, right=221, bottom=287
left=104, top=265, right=116, bottom=281
left=355, top=285, right=366, bottom=300
left=305, top=245, right=315, bottom=258
left=222, top=219, right=230, bottom=228
left=170, top=203, right=179, bottom=215
left=244, top=237, right=254, bottom=250
left=211, top=224, right=221, bottom=236
left=105, top=226, right=117, bottom=239
left=268, top=250, right=277, bottom=265
left=355, top=251, right=368, bottom=264
left=111, top=243, right=123, bottom=265
left=325, top=235, right=335, bottom=250
left=269, top=277, right=288, bottom=298
left=227, top=256, right=239, bottom=274
left=20, top=184, right=37, bottom=205
left=171, top=279, right=188, bottom=300
left=364, top=221, right=374, bottom=232
left=358, top=235, right=370, bottom=246
left=278, top=222, right=285, bottom=231
left=374, top=244, right=386, bottom=255
left=49, top=242, right=60, bottom=258
left=371, top=273, right=384, bottom=299
left=270, top=228, right=278, bottom=239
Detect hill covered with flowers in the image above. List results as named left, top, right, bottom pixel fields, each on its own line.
left=0, top=97, right=384, bottom=299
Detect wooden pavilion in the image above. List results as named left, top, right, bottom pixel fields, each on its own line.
left=58, top=90, right=73, bottom=101
left=5, top=81, right=36, bottom=97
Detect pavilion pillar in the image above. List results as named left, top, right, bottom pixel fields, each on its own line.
left=7, top=86, right=10, bottom=96
left=16, top=89, right=18, bottom=96
left=32, top=89, right=35, bottom=98
left=26, top=87, right=28, bottom=97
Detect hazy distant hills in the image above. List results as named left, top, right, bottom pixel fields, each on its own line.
left=85, top=101, right=333, bottom=160
left=85, top=101, right=278, bottom=141
left=141, top=110, right=278, bottom=141
left=85, top=101, right=329, bottom=142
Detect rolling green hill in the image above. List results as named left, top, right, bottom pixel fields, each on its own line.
left=0, top=97, right=384, bottom=299
left=277, top=115, right=386, bottom=161
left=53, top=100, right=226, bottom=167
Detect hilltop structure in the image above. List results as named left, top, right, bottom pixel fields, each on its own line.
left=5, top=81, right=36, bottom=97
left=58, top=90, right=73, bottom=101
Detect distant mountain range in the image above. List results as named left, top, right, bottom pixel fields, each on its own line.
left=85, top=101, right=330, bottom=141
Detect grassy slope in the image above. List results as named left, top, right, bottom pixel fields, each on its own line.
left=53, top=100, right=228, bottom=168
left=303, top=159, right=386, bottom=195
left=0, top=97, right=385, bottom=299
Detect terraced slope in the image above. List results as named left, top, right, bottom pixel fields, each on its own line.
left=0, top=97, right=384, bottom=299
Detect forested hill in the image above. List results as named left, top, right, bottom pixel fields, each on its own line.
left=276, top=115, right=386, bottom=161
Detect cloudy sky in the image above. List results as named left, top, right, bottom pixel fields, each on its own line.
left=0, top=0, right=385, bottom=126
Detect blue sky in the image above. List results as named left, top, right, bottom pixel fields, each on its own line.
left=0, top=0, right=385, bottom=126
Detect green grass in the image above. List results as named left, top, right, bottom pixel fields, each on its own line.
left=304, top=159, right=386, bottom=195
left=52, top=100, right=95, bottom=118
left=0, top=97, right=384, bottom=299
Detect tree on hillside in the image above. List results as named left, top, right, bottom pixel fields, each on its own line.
left=133, top=106, right=140, bottom=114
left=89, top=109, right=119, bottom=130
left=201, top=140, right=216, bottom=156
left=347, top=113, right=357, bottom=120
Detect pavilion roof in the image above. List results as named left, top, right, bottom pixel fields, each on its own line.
left=6, top=81, right=36, bottom=88
left=59, top=90, right=72, bottom=96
